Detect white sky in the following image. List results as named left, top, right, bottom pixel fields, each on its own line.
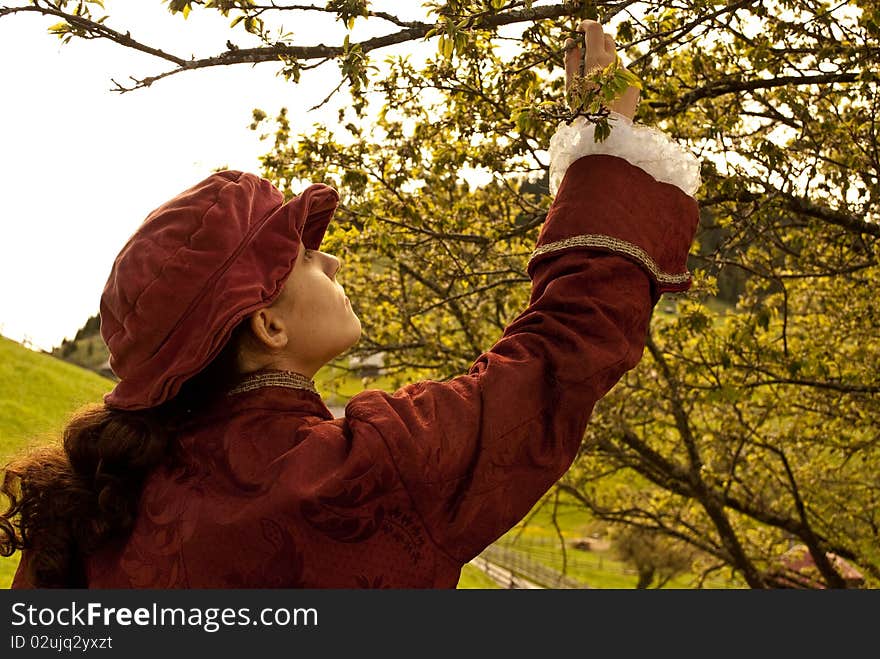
left=0, top=1, right=432, bottom=351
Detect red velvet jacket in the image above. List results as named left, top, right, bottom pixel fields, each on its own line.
left=12, top=153, right=699, bottom=588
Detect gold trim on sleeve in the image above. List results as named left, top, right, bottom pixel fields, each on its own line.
left=528, top=234, right=691, bottom=285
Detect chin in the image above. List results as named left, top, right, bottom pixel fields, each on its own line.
left=334, top=318, right=361, bottom=354
left=347, top=320, right=362, bottom=348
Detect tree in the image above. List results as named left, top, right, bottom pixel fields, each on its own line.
left=5, top=0, right=877, bottom=587
left=606, top=524, right=696, bottom=588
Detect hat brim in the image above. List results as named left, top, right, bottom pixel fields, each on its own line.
left=104, top=183, right=340, bottom=410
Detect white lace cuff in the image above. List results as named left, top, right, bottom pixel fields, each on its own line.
left=548, top=113, right=702, bottom=198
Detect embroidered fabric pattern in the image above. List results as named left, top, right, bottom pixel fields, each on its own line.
left=227, top=370, right=318, bottom=395
left=548, top=113, right=702, bottom=197
left=529, top=234, right=691, bottom=285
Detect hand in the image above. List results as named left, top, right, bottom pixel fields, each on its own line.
left=564, top=19, right=640, bottom=121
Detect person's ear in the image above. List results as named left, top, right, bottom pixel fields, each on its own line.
left=247, top=308, right=289, bottom=351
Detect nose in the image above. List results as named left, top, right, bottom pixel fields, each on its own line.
left=321, top=252, right=341, bottom=278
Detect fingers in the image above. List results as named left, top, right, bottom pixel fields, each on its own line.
left=604, top=33, right=615, bottom=54
left=565, top=19, right=638, bottom=120
left=578, top=19, right=605, bottom=62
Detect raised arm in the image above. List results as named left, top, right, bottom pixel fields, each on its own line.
left=339, top=21, right=701, bottom=565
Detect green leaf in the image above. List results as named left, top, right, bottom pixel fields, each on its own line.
left=514, top=108, right=533, bottom=133
left=617, top=68, right=643, bottom=90
left=439, top=35, right=454, bottom=59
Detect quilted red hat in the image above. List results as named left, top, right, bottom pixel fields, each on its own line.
left=99, top=170, right=339, bottom=411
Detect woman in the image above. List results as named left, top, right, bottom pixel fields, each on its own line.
left=2, top=20, right=701, bottom=588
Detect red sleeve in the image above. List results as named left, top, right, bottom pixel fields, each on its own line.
left=344, top=153, right=700, bottom=563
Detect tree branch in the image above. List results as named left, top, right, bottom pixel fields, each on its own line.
left=701, top=187, right=880, bottom=238
left=1, top=3, right=188, bottom=67
left=245, top=3, right=425, bottom=29
left=645, top=330, right=767, bottom=588
left=653, top=71, right=862, bottom=118
left=4, top=2, right=587, bottom=92
left=626, top=0, right=757, bottom=69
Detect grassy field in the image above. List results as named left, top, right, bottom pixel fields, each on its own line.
left=0, top=335, right=116, bottom=588
left=495, top=494, right=646, bottom=588
left=457, top=563, right=501, bottom=589
left=0, top=336, right=114, bottom=459
left=495, top=490, right=743, bottom=589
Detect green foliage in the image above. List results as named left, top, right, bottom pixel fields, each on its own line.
left=339, top=34, right=374, bottom=115
left=327, top=0, right=369, bottom=30
left=44, top=1, right=109, bottom=44
left=165, top=0, right=194, bottom=18
left=607, top=525, right=697, bottom=589
left=50, top=314, right=110, bottom=374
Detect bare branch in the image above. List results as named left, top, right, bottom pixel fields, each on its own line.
left=3, top=2, right=589, bottom=91
left=247, top=3, right=425, bottom=29
left=701, top=187, right=880, bottom=238
left=626, top=0, right=758, bottom=69
left=653, top=71, right=862, bottom=118
left=1, top=3, right=187, bottom=68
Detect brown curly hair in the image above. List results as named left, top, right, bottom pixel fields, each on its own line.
left=0, top=321, right=248, bottom=587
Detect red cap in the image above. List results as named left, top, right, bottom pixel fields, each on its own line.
left=99, top=170, right=339, bottom=410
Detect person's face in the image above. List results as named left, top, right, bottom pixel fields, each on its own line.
left=248, top=244, right=361, bottom=376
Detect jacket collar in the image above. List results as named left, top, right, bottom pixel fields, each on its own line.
left=228, top=369, right=318, bottom=396
left=222, top=369, right=334, bottom=420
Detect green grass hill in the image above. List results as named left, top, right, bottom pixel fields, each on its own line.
left=0, top=334, right=115, bottom=588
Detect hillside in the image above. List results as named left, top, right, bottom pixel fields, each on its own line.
left=0, top=335, right=114, bottom=458
left=51, top=313, right=113, bottom=377
left=0, top=334, right=115, bottom=588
